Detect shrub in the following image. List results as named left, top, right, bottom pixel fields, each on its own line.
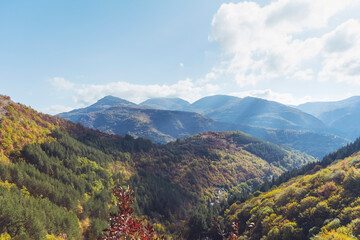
left=100, top=186, right=163, bottom=240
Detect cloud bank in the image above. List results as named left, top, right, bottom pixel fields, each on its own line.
left=46, top=0, right=360, bottom=114
left=48, top=77, right=220, bottom=107
left=210, top=0, right=360, bottom=86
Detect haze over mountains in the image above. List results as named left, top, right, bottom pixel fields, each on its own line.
left=297, top=96, right=360, bottom=139
left=58, top=96, right=230, bottom=143
left=58, top=95, right=354, bottom=159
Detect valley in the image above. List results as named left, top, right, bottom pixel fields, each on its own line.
left=3, top=1, right=360, bottom=239
left=1, top=94, right=360, bottom=239
left=0, top=95, right=315, bottom=239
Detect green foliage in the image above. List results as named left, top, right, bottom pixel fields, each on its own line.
left=311, top=228, right=357, bottom=240
left=130, top=170, right=192, bottom=220
left=244, top=142, right=286, bottom=164
left=221, top=147, right=360, bottom=239
left=0, top=233, right=11, bottom=240
left=85, top=218, right=109, bottom=239
left=0, top=123, right=119, bottom=238
left=258, top=136, right=360, bottom=194
left=66, top=123, right=154, bottom=154
left=0, top=182, right=80, bottom=239
left=348, top=218, right=360, bottom=238
left=343, top=167, right=360, bottom=194
left=281, top=222, right=303, bottom=240
left=322, top=137, right=360, bottom=167
left=0, top=96, right=317, bottom=239
left=0, top=98, right=67, bottom=156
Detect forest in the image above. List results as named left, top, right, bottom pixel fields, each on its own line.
left=1, top=94, right=360, bottom=240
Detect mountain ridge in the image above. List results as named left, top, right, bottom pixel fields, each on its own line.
left=297, top=96, right=360, bottom=140
left=140, top=97, right=191, bottom=111
left=58, top=95, right=349, bottom=158
left=222, top=135, right=360, bottom=239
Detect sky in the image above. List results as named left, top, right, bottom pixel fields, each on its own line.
left=1, top=0, right=360, bottom=114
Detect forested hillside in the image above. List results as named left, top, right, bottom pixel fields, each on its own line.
left=0, top=95, right=316, bottom=239
left=221, top=136, right=360, bottom=239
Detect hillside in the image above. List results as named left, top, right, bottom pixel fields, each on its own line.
left=222, top=137, right=360, bottom=240
left=0, top=95, right=316, bottom=239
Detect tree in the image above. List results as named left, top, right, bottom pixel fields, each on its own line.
left=100, top=186, right=163, bottom=240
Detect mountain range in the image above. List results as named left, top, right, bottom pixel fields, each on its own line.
left=297, top=96, right=360, bottom=139
left=2, top=94, right=360, bottom=239
left=140, top=95, right=326, bottom=131
left=58, top=96, right=230, bottom=143
left=0, top=95, right=316, bottom=239
left=58, top=95, right=351, bottom=158
left=138, top=95, right=360, bottom=140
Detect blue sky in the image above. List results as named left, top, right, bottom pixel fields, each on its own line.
left=1, top=0, right=360, bottom=114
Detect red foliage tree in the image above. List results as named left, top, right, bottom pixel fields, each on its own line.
left=100, top=186, right=163, bottom=240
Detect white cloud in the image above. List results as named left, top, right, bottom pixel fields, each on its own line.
left=292, top=69, right=314, bottom=81
left=48, top=77, right=75, bottom=90
left=230, top=89, right=313, bottom=105
left=196, top=71, right=218, bottom=84
left=210, top=0, right=360, bottom=86
left=319, top=19, right=360, bottom=84
left=45, top=1, right=360, bottom=110
left=51, top=78, right=220, bottom=106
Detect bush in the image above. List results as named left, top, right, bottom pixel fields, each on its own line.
left=100, top=186, right=163, bottom=240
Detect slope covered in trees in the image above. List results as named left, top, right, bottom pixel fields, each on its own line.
left=222, top=137, right=360, bottom=239
left=0, top=95, right=316, bottom=239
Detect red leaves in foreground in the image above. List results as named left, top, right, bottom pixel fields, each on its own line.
left=100, top=186, right=163, bottom=240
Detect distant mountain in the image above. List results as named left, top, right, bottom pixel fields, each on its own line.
left=140, top=97, right=191, bottom=111
left=297, top=96, right=360, bottom=139
left=61, top=95, right=137, bottom=122
left=58, top=96, right=349, bottom=159
left=297, top=96, right=360, bottom=117
left=87, top=95, right=327, bottom=133
left=58, top=100, right=231, bottom=143
left=90, top=95, right=137, bottom=108
left=199, top=96, right=326, bottom=131
left=239, top=126, right=350, bottom=159
left=190, top=95, right=241, bottom=114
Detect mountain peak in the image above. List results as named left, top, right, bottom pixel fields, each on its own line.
left=191, top=95, right=241, bottom=113
left=140, top=97, right=190, bottom=111
left=91, top=95, right=137, bottom=107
